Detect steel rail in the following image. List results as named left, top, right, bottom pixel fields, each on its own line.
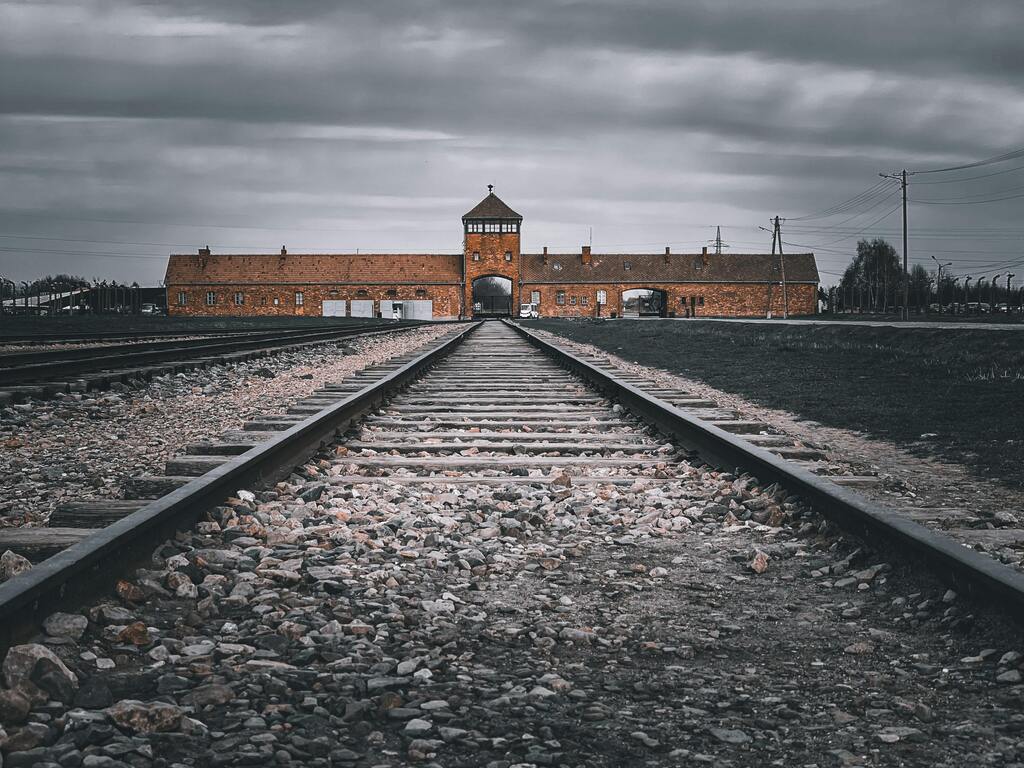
left=506, top=320, right=1024, bottom=620
left=0, top=323, right=412, bottom=368
left=0, top=325, right=383, bottom=345
left=0, top=321, right=479, bottom=652
left=0, top=323, right=427, bottom=386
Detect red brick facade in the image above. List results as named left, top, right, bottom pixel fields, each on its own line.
left=165, top=191, right=819, bottom=319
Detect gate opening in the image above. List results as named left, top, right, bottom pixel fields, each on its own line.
left=472, top=276, right=512, bottom=317
left=621, top=288, right=667, bottom=318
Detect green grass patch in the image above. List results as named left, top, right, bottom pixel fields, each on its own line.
left=529, top=319, right=1024, bottom=488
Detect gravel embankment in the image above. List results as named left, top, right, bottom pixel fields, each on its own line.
left=0, top=326, right=449, bottom=527
left=0, top=441, right=1020, bottom=766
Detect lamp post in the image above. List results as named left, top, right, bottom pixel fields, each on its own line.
left=992, top=274, right=1002, bottom=309
left=1008, top=274, right=1017, bottom=314
left=963, top=276, right=972, bottom=309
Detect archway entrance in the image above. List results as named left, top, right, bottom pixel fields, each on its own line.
left=621, top=288, right=666, bottom=318
left=472, top=276, right=512, bottom=317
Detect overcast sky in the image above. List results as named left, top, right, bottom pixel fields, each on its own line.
left=2, top=0, right=1024, bottom=288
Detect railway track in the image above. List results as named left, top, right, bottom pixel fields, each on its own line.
left=1, top=320, right=1023, bottom=765
left=0, top=321, right=424, bottom=397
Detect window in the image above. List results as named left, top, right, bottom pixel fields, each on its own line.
left=531, top=291, right=540, bottom=304
left=552, top=262, right=563, bottom=271
left=261, top=297, right=267, bottom=306
left=596, top=290, right=607, bottom=305
left=500, top=222, right=519, bottom=233
left=206, top=291, right=216, bottom=306
left=680, top=296, right=688, bottom=306
left=234, top=292, right=244, bottom=306
left=623, top=261, right=632, bottom=271
left=698, top=296, right=705, bottom=307
left=415, top=289, right=427, bottom=298
left=693, top=258, right=703, bottom=271
left=504, top=251, right=512, bottom=262
left=386, top=288, right=397, bottom=298
left=581, top=296, right=589, bottom=306
left=484, top=221, right=500, bottom=233
left=177, top=291, right=187, bottom=306
left=466, top=221, right=483, bottom=233
left=570, top=296, right=577, bottom=305
left=357, top=289, right=368, bottom=297
left=295, top=291, right=304, bottom=306
left=472, top=252, right=480, bottom=262
left=273, top=297, right=280, bottom=306
left=556, top=291, right=566, bottom=305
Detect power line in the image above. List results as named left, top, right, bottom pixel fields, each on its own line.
left=909, top=147, right=1024, bottom=176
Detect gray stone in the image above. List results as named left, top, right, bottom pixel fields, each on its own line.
left=43, top=612, right=89, bottom=641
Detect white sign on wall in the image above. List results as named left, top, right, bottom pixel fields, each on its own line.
left=597, top=290, right=607, bottom=305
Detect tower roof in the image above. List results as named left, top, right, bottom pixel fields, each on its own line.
left=462, top=188, right=522, bottom=221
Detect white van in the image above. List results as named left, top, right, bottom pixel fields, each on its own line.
left=519, top=303, right=539, bottom=319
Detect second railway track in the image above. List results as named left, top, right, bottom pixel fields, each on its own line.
left=0, top=321, right=426, bottom=395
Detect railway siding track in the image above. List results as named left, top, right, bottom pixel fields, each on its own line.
left=2, top=319, right=1024, bottom=650
left=0, top=322, right=427, bottom=400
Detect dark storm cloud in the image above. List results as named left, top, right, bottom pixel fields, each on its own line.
left=1, top=0, right=1023, bottom=285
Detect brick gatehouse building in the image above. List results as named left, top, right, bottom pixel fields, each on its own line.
left=165, top=189, right=819, bottom=319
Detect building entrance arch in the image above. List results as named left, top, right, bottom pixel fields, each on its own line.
left=621, top=288, right=667, bottom=318
left=471, top=275, right=513, bottom=317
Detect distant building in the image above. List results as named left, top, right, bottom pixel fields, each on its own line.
left=165, top=189, right=818, bottom=319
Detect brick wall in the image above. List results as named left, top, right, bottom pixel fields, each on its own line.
left=167, top=283, right=462, bottom=319
left=522, top=282, right=817, bottom=318
left=463, top=232, right=520, bottom=311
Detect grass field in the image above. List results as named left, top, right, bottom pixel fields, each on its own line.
left=530, top=319, right=1024, bottom=488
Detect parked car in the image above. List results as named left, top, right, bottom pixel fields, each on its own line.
left=927, top=303, right=941, bottom=313
left=519, top=302, right=539, bottom=319
left=965, top=302, right=991, bottom=314
left=995, top=303, right=1010, bottom=313
left=141, top=303, right=159, bottom=315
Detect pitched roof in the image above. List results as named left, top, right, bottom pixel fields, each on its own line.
left=521, top=252, right=819, bottom=284
left=165, top=253, right=463, bottom=285
left=462, top=192, right=522, bottom=221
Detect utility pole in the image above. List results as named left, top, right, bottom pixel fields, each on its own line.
left=880, top=169, right=909, bottom=319
left=715, top=226, right=723, bottom=255
left=772, top=216, right=789, bottom=319
left=1008, top=274, right=1016, bottom=310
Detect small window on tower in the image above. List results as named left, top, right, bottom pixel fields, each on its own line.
left=472, top=252, right=480, bottom=262
left=386, top=288, right=397, bottom=298
left=415, top=289, right=427, bottom=298
left=504, top=251, right=512, bottom=261
left=623, top=261, right=632, bottom=271
left=357, top=289, right=368, bottom=297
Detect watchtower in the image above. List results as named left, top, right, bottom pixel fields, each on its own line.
left=462, top=186, right=522, bottom=317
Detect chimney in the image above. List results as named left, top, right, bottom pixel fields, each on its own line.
left=198, top=246, right=211, bottom=256
left=664, top=246, right=671, bottom=263
left=542, top=246, right=548, bottom=265
left=701, top=246, right=708, bottom=256
left=281, top=246, right=287, bottom=256
left=581, top=245, right=592, bottom=265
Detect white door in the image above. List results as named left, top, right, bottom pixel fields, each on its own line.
left=404, top=300, right=433, bottom=319
left=321, top=299, right=347, bottom=317
left=350, top=299, right=374, bottom=318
